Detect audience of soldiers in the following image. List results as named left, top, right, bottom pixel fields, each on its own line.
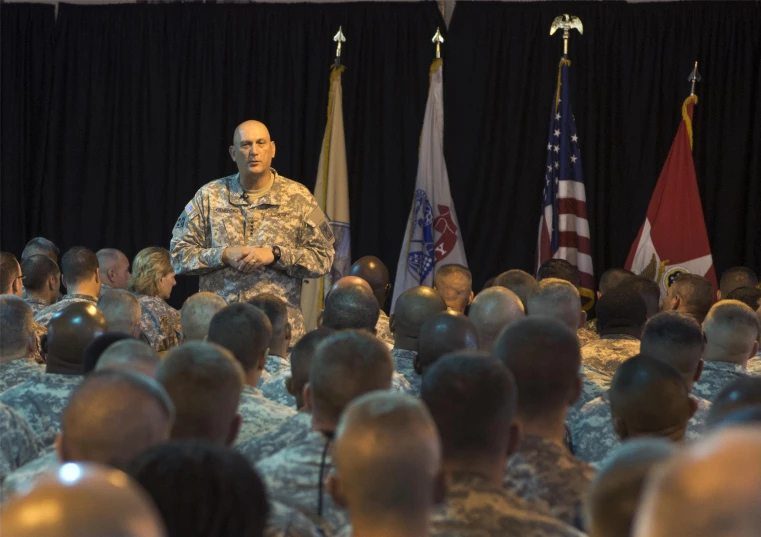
left=1, top=239, right=761, bottom=537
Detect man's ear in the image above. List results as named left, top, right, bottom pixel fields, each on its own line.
left=389, top=313, right=396, bottom=334
left=326, top=471, right=347, bottom=509
left=687, top=396, right=698, bottom=420
left=285, top=375, right=295, bottom=396
left=285, top=323, right=292, bottom=343
left=258, top=349, right=269, bottom=371
left=27, top=333, right=38, bottom=355
left=12, top=277, right=23, bottom=296
left=48, top=275, right=57, bottom=292
left=597, top=291, right=602, bottom=299
left=229, top=145, right=236, bottom=161
left=303, top=383, right=313, bottom=412
left=225, top=413, right=242, bottom=447
left=612, top=416, right=628, bottom=440
left=94, top=270, right=101, bottom=285
left=468, top=291, right=475, bottom=307
left=433, top=470, right=448, bottom=506
left=271, top=141, right=276, bottom=159
left=578, top=310, right=587, bottom=329
left=716, top=290, right=722, bottom=301
left=61, top=274, right=68, bottom=289
left=55, top=434, right=66, bottom=462
left=506, top=421, right=522, bottom=458
left=694, top=359, right=704, bottom=383
left=673, top=294, right=682, bottom=311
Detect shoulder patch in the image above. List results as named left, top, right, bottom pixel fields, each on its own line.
left=174, top=214, right=187, bottom=229
left=185, top=201, right=199, bottom=219
left=319, top=220, right=334, bottom=241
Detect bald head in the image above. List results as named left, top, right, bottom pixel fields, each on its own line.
left=433, top=264, right=473, bottom=313
left=0, top=295, right=34, bottom=359
left=634, top=428, right=761, bottom=537
left=59, top=371, right=174, bottom=469
left=229, top=120, right=275, bottom=181
left=1, top=463, right=165, bottom=537
left=664, top=273, right=714, bottom=324
left=96, top=339, right=161, bottom=377
left=609, top=355, right=695, bottom=441
left=587, top=438, right=676, bottom=537
left=98, top=289, right=142, bottom=337
left=322, top=283, right=379, bottom=331
left=703, top=300, right=760, bottom=365
left=719, top=267, right=758, bottom=299
left=47, top=303, right=109, bottom=375
left=527, top=278, right=583, bottom=333
left=391, top=286, right=447, bottom=348
left=207, top=303, right=272, bottom=374
left=309, top=330, right=394, bottom=425
left=349, top=256, right=390, bottom=307
left=707, top=377, right=761, bottom=427
left=640, top=312, right=704, bottom=388
left=331, top=275, right=373, bottom=293
left=493, top=269, right=537, bottom=310
left=180, top=292, right=227, bottom=342
left=417, top=312, right=479, bottom=374
left=21, top=236, right=59, bottom=264
left=468, top=287, right=524, bottom=352
left=156, top=342, right=244, bottom=446
left=97, top=249, right=131, bottom=290
left=331, top=392, right=440, bottom=525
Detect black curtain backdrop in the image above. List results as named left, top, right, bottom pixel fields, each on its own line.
left=1, top=2, right=759, bottom=308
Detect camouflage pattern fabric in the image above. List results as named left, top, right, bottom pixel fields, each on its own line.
left=236, top=385, right=297, bottom=446
left=1, top=448, right=56, bottom=500
left=170, top=171, right=335, bottom=345
left=30, top=322, right=47, bottom=365
left=98, top=283, right=114, bottom=298
left=567, top=365, right=612, bottom=426
left=238, top=411, right=311, bottom=465
left=261, top=372, right=296, bottom=409
left=584, top=318, right=599, bottom=335
left=0, top=359, right=45, bottom=394
left=747, top=356, right=761, bottom=376
left=693, top=361, right=748, bottom=401
left=580, top=335, right=640, bottom=375
left=0, top=403, right=45, bottom=489
left=33, top=294, right=98, bottom=328
left=23, top=297, right=49, bottom=316
left=267, top=497, right=330, bottom=537
left=577, top=326, right=600, bottom=348
left=256, top=430, right=345, bottom=533
left=266, top=355, right=290, bottom=376
left=391, top=371, right=413, bottom=394
left=137, top=294, right=181, bottom=352
left=571, top=394, right=711, bottom=465
left=503, top=435, right=594, bottom=529
left=375, top=310, right=394, bottom=346
left=391, top=348, right=420, bottom=394
left=431, top=472, right=584, bottom=537
left=0, top=373, right=83, bottom=448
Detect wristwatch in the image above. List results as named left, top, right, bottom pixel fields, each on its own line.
left=270, top=245, right=282, bottom=266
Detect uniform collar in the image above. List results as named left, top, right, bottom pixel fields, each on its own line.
left=703, top=360, right=746, bottom=374
left=63, top=293, right=98, bottom=303
left=228, top=170, right=286, bottom=207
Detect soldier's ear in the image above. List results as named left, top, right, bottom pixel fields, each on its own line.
left=578, top=310, right=587, bottom=329
left=316, top=311, right=323, bottom=328
left=468, top=290, right=474, bottom=306
left=694, top=359, right=704, bottom=383
left=302, top=383, right=313, bottom=412
left=285, top=375, right=295, bottom=396
left=271, top=140, right=276, bottom=158
left=285, top=323, right=292, bottom=342
left=229, top=145, right=236, bottom=161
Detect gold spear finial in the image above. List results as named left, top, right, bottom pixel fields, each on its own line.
left=334, top=26, right=346, bottom=65
left=432, top=27, right=444, bottom=59
left=550, top=14, right=583, bottom=58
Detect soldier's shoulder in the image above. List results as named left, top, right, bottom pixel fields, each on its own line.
left=275, top=174, right=313, bottom=197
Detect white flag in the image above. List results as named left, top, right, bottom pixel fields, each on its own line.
left=301, top=66, right=351, bottom=331
left=391, top=59, right=468, bottom=312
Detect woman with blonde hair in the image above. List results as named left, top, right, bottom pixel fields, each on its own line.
left=129, top=247, right=181, bottom=352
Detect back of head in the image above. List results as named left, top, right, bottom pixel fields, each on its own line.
left=47, top=303, right=109, bottom=374
left=82, top=332, right=134, bottom=374
left=726, top=286, right=761, bottom=311
left=0, top=295, right=34, bottom=358
left=156, top=342, right=244, bottom=445
left=98, top=290, right=141, bottom=334
left=96, top=339, right=161, bottom=377
left=640, top=312, right=704, bottom=379
left=620, top=276, right=661, bottom=318
left=248, top=293, right=289, bottom=347
left=587, top=438, right=676, bottom=537
left=21, top=254, right=60, bottom=293
left=322, top=283, right=379, bottom=331
left=468, top=287, right=524, bottom=352
left=537, top=258, right=579, bottom=286
left=61, top=371, right=174, bottom=469
left=720, top=267, right=758, bottom=299
left=609, top=355, right=692, bottom=439
left=707, top=377, right=761, bottom=427
left=128, top=440, right=268, bottom=537
left=494, top=317, right=580, bottom=421
left=633, top=428, right=761, bottom=537
left=527, top=278, right=582, bottom=332
left=180, top=292, right=227, bottom=341
left=0, top=252, right=20, bottom=295
left=493, top=269, right=537, bottom=310
left=670, top=273, right=714, bottom=323
left=392, top=286, right=447, bottom=340
left=599, top=268, right=634, bottom=295
left=417, top=311, right=479, bottom=373
left=0, top=463, right=165, bottom=537
left=349, top=255, right=390, bottom=305
left=289, top=327, right=335, bottom=399
left=128, top=247, right=172, bottom=297
left=703, top=300, right=760, bottom=364
left=433, top=264, right=473, bottom=313
left=21, top=236, right=60, bottom=264
left=310, top=330, right=394, bottom=422
left=61, top=246, right=99, bottom=287
left=421, top=353, right=516, bottom=463
left=207, top=303, right=272, bottom=373
left=595, top=286, right=647, bottom=336
left=333, top=392, right=440, bottom=522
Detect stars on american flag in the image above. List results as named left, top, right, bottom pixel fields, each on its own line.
left=571, top=134, right=578, bottom=143
left=547, top=143, right=552, bottom=150
left=553, top=145, right=560, bottom=153
left=555, top=113, right=561, bottom=120
left=554, top=161, right=559, bottom=169
left=570, top=155, right=577, bottom=163
left=553, top=129, right=560, bottom=137
left=547, top=165, right=553, bottom=172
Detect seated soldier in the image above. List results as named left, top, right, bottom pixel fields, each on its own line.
left=0, top=252, right=24, bottom=297
left=96, top=248, right=131, bottom=293
left=20, top=237, right=59, bottom=265
left=536, top=260, right=598, bottom=345
left=706, top=377, right=761, bottom=427
left=621, top=275, right=661, bottom=319
left=94, top=339, right=162, bottom=378
left=585, top=268, right=634, bottom=333
left=180, top=291, right=227, bottom=342
left=20, top=254, right=60, bottom=315
left=349, top=256, right=393, bottom=345
left=97, top=289, right=143, bottom=339
left=717, top=266, right=758, bottom=300
left=248, top=293, right=291, bottom=376
left=493, top=269, right=537, bottom=311
left=433, top=264, right=474, bottom=314
left=0, top=297, right=44, bottom=393
left=660, top=273, right=714, bottom=325
left=0, top=403, right=43, bottom=485
left=467, top=287, right=524, bottom=352
left=726, top=285, right=761, bottom=311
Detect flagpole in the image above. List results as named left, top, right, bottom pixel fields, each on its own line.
left=334, top=26, right=346, bottom=67
left=688, top=61, right=701, bottom=96
left=432, top=27, right=444, bottom=59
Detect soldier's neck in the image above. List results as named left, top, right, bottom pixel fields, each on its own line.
left=443, top=457, right=505, bottom=488
left=393, top=335, right=418, bottom=352
left=239, top=170, right=272, bottom=191
left=518, top=412, right=568, bottom=447
left=26, top=289, right=53, bottom=305
left=67, top=282, right=99, bottom=300
left=351, top=516, right=430, bottom=537
left=703, top=345, right=749, bottom=367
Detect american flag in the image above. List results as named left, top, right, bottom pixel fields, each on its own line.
left=536, top=59, right=595, bottom=307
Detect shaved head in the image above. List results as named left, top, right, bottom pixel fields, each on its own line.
left=207, top=303, right=272, bottom=373
left=21, top=254, right=60, bottom=294
left=620, top=276, right=661, bottom=319
left=96, top=248, right=131, bottom=290
left=391, top=286, right=447, bottom=348
left=468, top=287, right=524, bottom=352
left=417, top=312, right=479, bottom=374
left=663, top=273, right=714, bottom=324
left=230, top=120, right=275, bottom=182
left=98, top=289, right=142, bottom=337
left=640, top=312, right=704, bottom=388
left=82, top=332, right=134, bottom=374
left=181, top=292, right=228, bottom=342
left=96, top=339, right=161, bottom=377
left=707, top=377, right=761, bottom=427
left=331, top=276, right=373, bottom=293
left=587, top=438, right=676, bottom=537
left=703, top=300, right=760, bottom=365
left=47, top=303, right=109, bottom=374
left=595, top=286, right=647, bottom=336
left=527, top=278, right=583, bottom=332
left=0, top=295, right=34, bottom=359
left=0, top=463, right=165, bottom=537
left=719, top=267, right=758, bottom=299
left=59, top=371, right=174, bottom=469
left=537, top=258, right=579, bottom=286
left=288, top=327, right=335, bottom=409
left=21, top=237, right=60, bottom=264
left=349, top=256, right=390, bottom=307
left=322, top=282, right=379, bottom=331
left=726, top=286, right=761, bottom=311
left=0, top=252, right=21, bottom=295
left=433, top=264, right=473, bottom=313
left=633, top=428, right=761, bottom=537
left=331, top=392, right=440, bottom=525
left=598, top=268, right=634, bottom=295
left=493, top=269, right=537, bottom=310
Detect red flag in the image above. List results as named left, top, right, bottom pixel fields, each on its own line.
left=625, top=95, right=717, bottom=297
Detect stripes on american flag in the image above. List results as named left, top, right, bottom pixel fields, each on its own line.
left=536, top=59, right=595, bottom=306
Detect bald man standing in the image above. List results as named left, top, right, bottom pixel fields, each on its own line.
left=171, top=120, right=334, bottom=346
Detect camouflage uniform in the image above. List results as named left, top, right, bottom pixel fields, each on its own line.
left=577, top=326, right=600, bottom=348
left=170, top=171, right=335, bottom=345
left=571, top=394, right=711, bottom=465
left=23, top=297, right=49, bottom=316
left=238, top=411, right=311, bottom=464
left=33, top=293, right=98, bottom=328
left=747, top=356, right=761, bottom=376
left=580, top=335, right=640, bottom=375
left=391, top=348, right=420, bottom=394
left=584, top=318, right=599, bottom=335
left=567, top=365, right=612, bottom=426
left=693, top=361, right=747, bottom=401
left=503, top=434, right=594, bottom=529
left=0, top=403, right=44, bottom=489
left=0, top=359, right=45, bottom=393
left=137, top=294, right=181, bottom=352
left=30, top=322, right=47, bottom=365
left=1, top=448, right=56, bottom=500
left=266, top=354, right=290, bottom=376
left=0, top=373, right=83, bottom=448
left=261, top=372, right=297, bottom=409
left=256, top=429, right=345, bottom=533
left=267, top=497, right=329, bottom=537
left=236, top=385, right=297, bottom=446
left=431, top=472, right=584, bottom=537
left=375, top=310, right=394, bottom=346
left=98, top=283, right=114, bottom=297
